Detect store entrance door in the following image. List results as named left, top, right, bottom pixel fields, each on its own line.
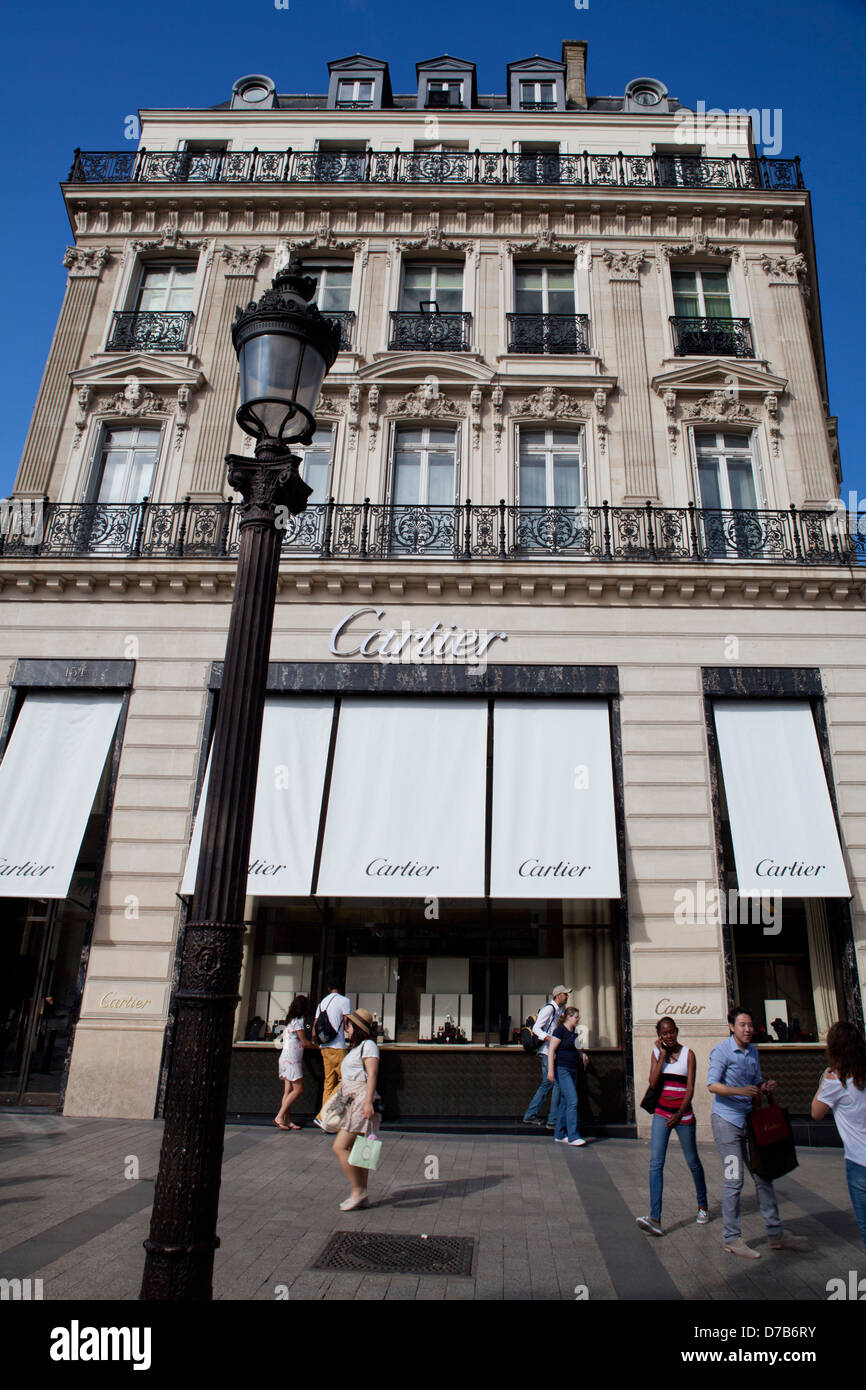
left=0, top=895, right=89, bottom=1108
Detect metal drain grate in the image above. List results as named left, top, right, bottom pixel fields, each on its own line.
left=311, top=1232, right=475, bottom=1276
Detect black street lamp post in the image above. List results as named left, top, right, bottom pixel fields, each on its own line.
left=140, top=263, right=340, bottom=1300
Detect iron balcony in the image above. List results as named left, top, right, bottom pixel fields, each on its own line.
left=2, top=498, right=858, bottom=566
left=68, top=148, right=805, bottom=191
left=507, top=314, right=591, bottom=354
left=107, top=310, right=194, bottom=353
left=389, top=312, right=472, bottom=352
left=670, top=316, right=755, bottom=358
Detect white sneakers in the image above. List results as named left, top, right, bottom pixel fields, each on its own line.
left=636, top=1216, right=663, bottom=1236
left=568, top=1138, right=587, bottom=1146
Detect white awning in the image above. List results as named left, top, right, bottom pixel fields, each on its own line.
left=181, top=698, right=334, bottom=897
left=490, top=700, right=621, bottom=899
left=0, top=693, right=122, bottom=898
left=316, top=698, right=488, bottom=897
left=713, top=700, right=850, bottom=897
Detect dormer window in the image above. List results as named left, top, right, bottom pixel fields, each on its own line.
left=624, top=77, right=670, bottom=114
left=327, top=55, right=390, bottom=110
left=416, top=56, right=475, bottom=111
left=507, top=57, right=566, bottom=112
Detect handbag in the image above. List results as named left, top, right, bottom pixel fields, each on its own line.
left=746, top=1096, right=798, bottom=1181
left=640, top=1083, right=661, bottom=1115
left=349, top=1133, right=382, bottom=1170
left=319, top=1087, right=350, bottom=1133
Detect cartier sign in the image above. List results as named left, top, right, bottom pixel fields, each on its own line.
left=329, top=607, right=507, bottom=662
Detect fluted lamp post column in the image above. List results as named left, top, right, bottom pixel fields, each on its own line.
left=140, top=262, right=340, bottom=1300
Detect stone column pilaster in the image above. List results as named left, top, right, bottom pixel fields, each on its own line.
left=761, top=254, right=834, bottom=502
left=15, top=247, right=111, bottom=496
left=602, top=250, right=658, bottom=500
left=189, top=245, right=266, bottom=498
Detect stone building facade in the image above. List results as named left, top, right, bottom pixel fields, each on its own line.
left=1, top=41, right=863, bottom=1132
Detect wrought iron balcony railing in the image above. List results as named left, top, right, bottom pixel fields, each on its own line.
left=2, top=498, right=859, bottom=566
left=389, top=311, right=472, bottom=352
left=327, top=310, right=355, bottom=350
left=68, top=148, right=805, bottom=191
left=107, top=310, right=194, bottom=353
left=507, top=313, right=591, bottom=354
left=670, top=315, right=754, bottom=358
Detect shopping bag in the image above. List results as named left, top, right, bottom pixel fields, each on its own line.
left=746, top=1100, right=798, bottom=1181
left=349, top=1133, right=382, bottom=1170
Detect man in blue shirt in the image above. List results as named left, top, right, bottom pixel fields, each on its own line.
left=707, top=1006, right=809, bottom=1259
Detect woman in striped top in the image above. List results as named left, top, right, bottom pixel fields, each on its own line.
left=636, top=1016, right=709, bottom=1237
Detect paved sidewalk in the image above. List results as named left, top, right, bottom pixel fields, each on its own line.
left=0, top=1115, right=863, bottom=1301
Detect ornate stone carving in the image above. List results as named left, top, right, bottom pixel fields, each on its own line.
left=367, top=385, right=380, bottom=452
left=314, top=394, right=345, bottom=417
left=390, top=384, right=465, bottom=418
left=175, top=385, right=193, bottom=450
left=681, top=390, right=757, bottom=424
left=602, top=249, right=647, bottom=281
left=593, top=388, right=609, bottom=454
left=470, top=385, right=482, bottom=450
left=506, top=230, right=576, bottom=257
left=764, top=391, right=781, bottom=456
left=274, top=233, right=364, bottom=273
left=492, top=385, right=504, bottom=453
left=662, top=388, right=679, bottom=455
left=347, top=383, right=361, bottom=452
left=760, top=253, right=807, bottom=285
left=132, top=224, right=206, bottom=255
left=656, top=234, right=735, bottom=274
left=221, top=244, right=266, bottom=277
left=63, top=245, right=111, bottom=278
left=73, top=387, right=93, bottom=447
left=110, top=379, right=168, bottom=417
left=396, top=228, right=475, bottom=260
left=510, top=387, right=590, bottom=421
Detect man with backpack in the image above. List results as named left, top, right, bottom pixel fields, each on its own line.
left=521, top=985, right=571, bottom=1127
left=312, top=973, right=352, bottom=1129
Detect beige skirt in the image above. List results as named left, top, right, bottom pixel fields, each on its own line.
left=339, top=1083, right=382, bottom=1136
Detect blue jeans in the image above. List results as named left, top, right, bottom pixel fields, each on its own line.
left=554, top=1066, right=581, bottom=1141
left=523, top=1054, right=560, bottom=1124
left=649, top=1112, right=708, bottom=1222
left=846, top=1159, right=866, bottom=1247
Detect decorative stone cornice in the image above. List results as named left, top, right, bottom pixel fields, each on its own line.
left=73, top=375, right=201, bottom=450
left=602, top=249, right=647, bottom=281
left=274, top=234, right=365, bottom=272
left=132, top=224, right=208, bottom=255
left=63, top=246, right=111, bottom=278
left=395, top=228, right=476, bottom=261
left=510, top=387, right=590, bottom=420
left=506, top=230, right=579, bottom=257
left=760, top=253, right=807, bottom=285
left=221, top=243, right=266, bottom=277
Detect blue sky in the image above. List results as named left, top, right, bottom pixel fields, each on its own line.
left=2, top=0, right=864, bottom=502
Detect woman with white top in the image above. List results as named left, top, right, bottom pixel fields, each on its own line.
left=811, top=1020, right=866, bottom=1247
left=275, top=995, right=319, bottom=1130
left=332, top=1007, right=382, bottom=1212
left=636, top=1016, right=709, bottom=1237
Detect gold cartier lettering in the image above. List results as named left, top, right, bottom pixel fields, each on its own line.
left=654, top=998, right=707, bottom=1016
left=98, top=991, right=152, bottom=1011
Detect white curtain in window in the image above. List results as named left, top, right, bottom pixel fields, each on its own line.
left=805, top=900, right=837, bottom=1040
left=562, top=921, right=620, bottom=1047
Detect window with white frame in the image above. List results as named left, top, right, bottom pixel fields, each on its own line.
left=91, top=425, right=162, bottom=505
left=514, top=264, right=575, bottom=315
left=426, top=79, right=463, bottom=107
left=520, top=80, right=556, bottom=108
left=518, top=428, right=585, bottom=508
left=299, top=264, right=352, bottom=313
left=297, top=426, right=336, bottom=504
left=392, top=426, right=458, bottom=506
left=672, top=268, right=732, bottom=319
left=337, top=79, right=374, bottom=107
left=399, top=263, right=463, bottom=313
left=694, top=430, right=758, bottom=512
left=135, top=263, right=197, bottom=314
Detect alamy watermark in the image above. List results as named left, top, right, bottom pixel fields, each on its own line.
left=675, top=101, right=783, bottom=157
left=674, top=881, right=780, bottom=935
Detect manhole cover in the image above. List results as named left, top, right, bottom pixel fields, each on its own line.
left=311, top=1232, right=475, bottom=1276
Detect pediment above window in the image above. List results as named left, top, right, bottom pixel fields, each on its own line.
left=70, top=355, right=204, bottom=393
left=652, top=359, right=787, bottom=397
left=359, top=355, right=496, bottom=385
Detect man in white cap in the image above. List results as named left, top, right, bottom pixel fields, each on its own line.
left=522, top=985, right=571, bottom=1127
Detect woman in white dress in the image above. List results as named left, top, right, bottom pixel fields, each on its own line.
left=275, top=995, right=318, bottom=1130
left=331, top=1007, right=382, bottom=1210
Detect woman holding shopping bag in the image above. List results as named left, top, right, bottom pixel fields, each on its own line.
left=332, top=1007, right=383, bottom=1211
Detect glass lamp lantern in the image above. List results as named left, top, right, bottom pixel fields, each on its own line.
left=231, top=261, right=342, bottom=445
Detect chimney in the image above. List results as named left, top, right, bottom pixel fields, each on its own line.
left=562, top=40, right=588, bottom=109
